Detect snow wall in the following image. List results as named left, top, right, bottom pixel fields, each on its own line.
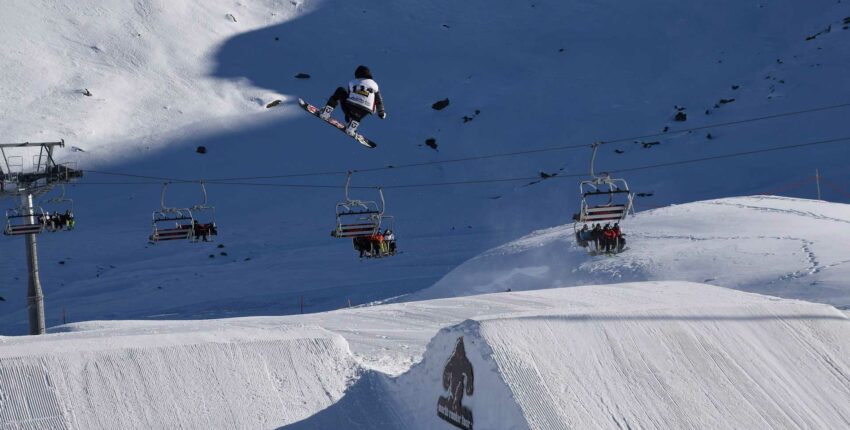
left=0, top=326, right=357, bottom=429
left=3, top=282, right=850, bottom=429
left=289, top=283, right=850, bottom=429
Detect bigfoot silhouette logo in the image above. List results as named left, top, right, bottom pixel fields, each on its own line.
left=437, top=337, right=474, bottom=430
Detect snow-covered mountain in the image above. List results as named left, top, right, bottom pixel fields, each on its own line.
left=2, top=0, right=849, bottom=334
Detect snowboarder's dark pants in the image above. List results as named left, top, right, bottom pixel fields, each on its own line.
left=327, top=87, right=371, bottom=123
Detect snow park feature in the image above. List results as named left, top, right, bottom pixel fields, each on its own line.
left=2, top=0, right=850, bottom=428
left=1, top=282, right=850, bottom=429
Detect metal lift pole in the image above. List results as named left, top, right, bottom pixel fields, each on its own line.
left=1, top=140, right=78, bottom=335
left=23, top=191, right=45, bottom=335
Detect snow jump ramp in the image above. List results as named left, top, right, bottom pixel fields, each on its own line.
left=2, top=282, right=850, bottom=429
left=288, top=282, right=850, bottom=430
left=0, top=326, right=358, bottom=430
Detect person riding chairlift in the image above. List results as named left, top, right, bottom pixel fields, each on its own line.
left=192, top=220, right=216, bottom=242
left=590, top=223, right=603, bottom=251
left=577, top=225, right=592, bottom=247
left=353, top=236, right=370, bottom=258
left=370, top=231, right=385, bottom=256
left=383, top=229, right=396, bottom=255
left=612, top=222, right=626, bottom=251
left=602, top=224, right=616, bottom=252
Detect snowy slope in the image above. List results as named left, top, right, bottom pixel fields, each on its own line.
left=2, top=282, right=849, bottom=429
left=0, top=0, right=297, bottom=150
left=418, top=196, right=850, bottom=309
left=2, top=0, right=850, bottom=334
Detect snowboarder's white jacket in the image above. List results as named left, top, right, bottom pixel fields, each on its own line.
left=346, top=78, right=383, bottom=113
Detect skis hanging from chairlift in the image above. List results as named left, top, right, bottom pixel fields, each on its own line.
left=331, top=171, right=397, bottom=258
left=149, top=181, right=217, bottom=244
left=572, top=142, right=634, bottom=255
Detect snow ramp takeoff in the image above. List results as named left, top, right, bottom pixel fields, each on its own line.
left=289, top=282, right=850, bottom=430
left=0, top=325, right=357, bottom=430
left=2, top=283, right=850, bottom=429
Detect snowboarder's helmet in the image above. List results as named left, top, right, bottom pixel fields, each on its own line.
left=354, top=65, right=373, bottom=79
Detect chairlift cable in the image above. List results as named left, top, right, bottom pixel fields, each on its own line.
left=217, top=100, right=850, bottom=179
left=80, top=101, right=850, bottom=183
left=72, top=135, right=850, bottom=190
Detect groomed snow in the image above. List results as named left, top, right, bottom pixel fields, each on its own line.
left=2, top=282, right=850, bottom=429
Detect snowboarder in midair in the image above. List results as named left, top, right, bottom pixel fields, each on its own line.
left=319, top=65, right=387, bottom=137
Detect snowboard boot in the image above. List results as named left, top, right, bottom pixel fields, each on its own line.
left=319, top=105, right=334, bottom=120
left=345, top=120, right=360, bottom=137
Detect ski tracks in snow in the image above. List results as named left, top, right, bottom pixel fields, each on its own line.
left=631, top=232, right=822, bottom=284
left=706, top=199, right=850, bottom=226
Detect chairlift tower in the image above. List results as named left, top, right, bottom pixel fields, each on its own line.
left=0, top=140, right=83, bottom=335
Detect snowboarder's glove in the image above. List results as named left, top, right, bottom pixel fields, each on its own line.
left=378, top=111, right=387, bottom=119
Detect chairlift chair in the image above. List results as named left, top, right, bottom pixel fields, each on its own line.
left=331, top=172, right=384, bottom=239
left=149, top=182, right=211, bottom=243
left=150, top=208, right=195, bottom=242
left=332, top=172, right=399, bottom=258
left=4, top=206, right=47, bottom=236
left=573, top=143, right=634, bottom=253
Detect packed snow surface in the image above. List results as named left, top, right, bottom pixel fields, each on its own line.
left=2, top=282, right=849, bottom=429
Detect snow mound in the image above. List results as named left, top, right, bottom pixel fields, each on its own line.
left=289, top=282, right=850, bottom=429
left=416, top=196, right=850, bottom=308
left=2, top=282, right=850, bottom=429
left=0, top=325, right=357, bottom=429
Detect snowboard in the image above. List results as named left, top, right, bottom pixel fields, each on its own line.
left=298, top=98, right=377, bottom=148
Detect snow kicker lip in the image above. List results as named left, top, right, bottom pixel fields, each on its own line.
left=291, top=283, right=850, bottom=430
left=0, top=325, right=359, bottom=430
left=3, top=283, right=850, bottom=430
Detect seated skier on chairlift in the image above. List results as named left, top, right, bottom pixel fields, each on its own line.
left=383, top=229, right=396, bottom=255
left=576, top=225, right=592, bottom=247
left=590, top=223, right=603, bottom=251
left=602, top=224, right=616, bottom=252
left=318, top=65, right=387, bottom=137
left=63, top=210, right=75, bottom=230
left=192, top=220, right=216, bottom=242
left=370, top=230, right=385, bottom=256
left=612, top=222, right=626, bottom=251
left=49, top=211, right=71, bottom=231
left=353, top=236, right=370, bottom=258
left=41, top=212, right=58, bottom=232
